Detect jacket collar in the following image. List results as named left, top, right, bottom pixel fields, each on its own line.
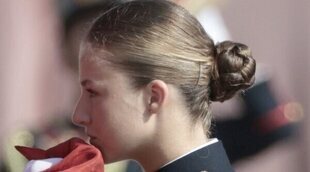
left=157, top=141, right=234, bottom=172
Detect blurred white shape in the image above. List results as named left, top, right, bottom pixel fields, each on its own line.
left=24, top=157, right=63, bottom=172
left=196, top=6, right=231, bottom=43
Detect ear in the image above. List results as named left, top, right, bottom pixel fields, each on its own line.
left=146, top=80, right=169, bottom=114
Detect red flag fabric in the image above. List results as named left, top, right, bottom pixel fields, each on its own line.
left=15, top=137, right=104, bottom=172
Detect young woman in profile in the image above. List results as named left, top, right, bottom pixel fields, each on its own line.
left=72, top=0, right=256, bottom=171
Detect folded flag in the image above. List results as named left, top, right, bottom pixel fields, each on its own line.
left=15, top=137, right=104, bottom=172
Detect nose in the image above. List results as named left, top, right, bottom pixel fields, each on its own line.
left=72, top=95, right=91, bottom=127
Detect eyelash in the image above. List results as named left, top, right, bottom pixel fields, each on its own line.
left=86, top=89, right=97, bottom=97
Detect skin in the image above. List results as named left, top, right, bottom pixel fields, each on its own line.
left=72, top=43, right=208, bottom=172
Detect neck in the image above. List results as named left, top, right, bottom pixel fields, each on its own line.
left=136, top=121, right=208, bottom=172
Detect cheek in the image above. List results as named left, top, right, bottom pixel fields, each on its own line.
left=90, top=98, right=127, bottom=139
left=89, top=91, right=146, bottom=156
left=90, top=100, right=136, bottom=160
left=90, top=100, right=111, bottom=129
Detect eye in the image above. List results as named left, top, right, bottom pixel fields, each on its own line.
left=86, top=88, right=98, bottom=98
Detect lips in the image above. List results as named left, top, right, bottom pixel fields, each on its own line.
left=86, top=131, right=100, bottom=149
left=88, top=136, right=99, bottom=147
left=86, top=131, right=95, bottom=142
left=86, top=130, right=95, bottom=140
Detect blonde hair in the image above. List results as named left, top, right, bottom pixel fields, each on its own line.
left=86, top=0, right=255, bottom=136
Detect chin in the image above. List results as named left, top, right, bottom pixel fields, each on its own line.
left=92, top=142, right=125, bottom=163
left=99, top=150, right=123, bottom=164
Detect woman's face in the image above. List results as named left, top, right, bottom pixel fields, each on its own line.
left=72, top=45, right=149, bottom=163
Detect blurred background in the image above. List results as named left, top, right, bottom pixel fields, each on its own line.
left=0, top=0, right=309, bottom=171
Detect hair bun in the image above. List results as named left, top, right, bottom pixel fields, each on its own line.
left=210, top=41, right=256, bottom=102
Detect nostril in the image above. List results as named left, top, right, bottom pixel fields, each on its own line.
left=72, top=117, right=85, bottom=128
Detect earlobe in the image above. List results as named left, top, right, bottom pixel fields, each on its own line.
left=147, top=80, right=169, bottom=114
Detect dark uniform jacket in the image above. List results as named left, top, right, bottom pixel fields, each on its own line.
left=158, top=141, right=234, bottom=172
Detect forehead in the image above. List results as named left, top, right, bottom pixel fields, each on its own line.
left=78, top=43, right=115, bottom=83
